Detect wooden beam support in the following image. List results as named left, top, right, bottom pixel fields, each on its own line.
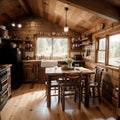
left=18, top=0, right=30, bottom=15
left=58, top=0, right=120, bottom=22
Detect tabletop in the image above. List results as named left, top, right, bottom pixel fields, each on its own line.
left=45, top=67, right=94, bottom=75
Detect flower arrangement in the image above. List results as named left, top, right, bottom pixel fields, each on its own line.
left=66, top=57, right=74, bottom=67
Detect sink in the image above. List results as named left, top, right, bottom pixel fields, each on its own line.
left=41, top=60, right=58, bottom=67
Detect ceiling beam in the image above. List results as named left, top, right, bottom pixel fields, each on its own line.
left=37, top=0, right=44, bottom=17
left=18, top=0, right=30, bottom=15
left=58, top=0, right=120, bottom=22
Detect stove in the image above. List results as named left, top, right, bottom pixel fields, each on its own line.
left=0, top=66, right=8, bottom=111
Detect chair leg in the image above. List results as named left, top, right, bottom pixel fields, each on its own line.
left=93, top=87, right=95, bottom=98
left=74, top=88, right=81, bottom=109
left=78, top=88, right=81, bottom=109
left=62, top=94, right=65, bottom=111
left=98, top=87, right=101, bottom=103
left=74, top=93, right=77, bottom=102
left=58, top=86, right=61, bottom=103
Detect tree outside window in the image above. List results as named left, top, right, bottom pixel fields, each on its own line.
left=97, top=38, right=106, bottom=63
left=37, top=37, right=68, bottom=59
left=109, top=34, right=120, bottom=67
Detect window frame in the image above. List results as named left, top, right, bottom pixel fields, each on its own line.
left=108, top=34, right=120, bottom=67
left=96, top=33, right=120, bottom=67
left=97, top=37, right=106, bottom=64
left=36, top=37, right=70, bottom=59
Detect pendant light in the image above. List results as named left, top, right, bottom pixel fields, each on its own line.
left=64, top=7, right=69, bottom=32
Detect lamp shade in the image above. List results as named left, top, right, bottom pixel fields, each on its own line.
left=64, top=7, right=69, bottom=32
left=64, top=26, right=69, bottom=32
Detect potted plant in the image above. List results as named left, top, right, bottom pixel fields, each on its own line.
left=66, top=57, right=74, bottom=68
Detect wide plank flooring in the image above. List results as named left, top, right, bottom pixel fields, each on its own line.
left=1, top=84, right=116, bottom=120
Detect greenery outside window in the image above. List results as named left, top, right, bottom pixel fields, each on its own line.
left=37, top=37, right=68, bottom=59
left=97, top=38, right=106, bottom=63
left=109, top=34, right=120, bottom=67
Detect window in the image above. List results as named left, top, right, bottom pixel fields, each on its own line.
left=37, top=37, right=68, bottom=59
left=97, top=38, right=106, bottom=63
left=97, top=34, right=120, bottom=67
left=109, top=34, right=120, bottom=67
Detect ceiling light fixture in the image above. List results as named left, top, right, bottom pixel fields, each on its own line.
left=11, top=5, right=22, bottom=28
left=64, top=7, right=69, bottom=32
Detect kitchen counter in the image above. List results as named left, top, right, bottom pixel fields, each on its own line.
left=22, top=59, right=41, bottom=62
left=22, top=59, right=84, bottom=62
left=22, top=59, right=85, bottom=67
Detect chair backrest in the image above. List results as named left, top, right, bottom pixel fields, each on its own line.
left=63, top=72, right=82, bottom=91
left=94, top=66, right=104, bottom=86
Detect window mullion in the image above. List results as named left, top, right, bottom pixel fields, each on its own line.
left=105, top=35, right=109, bottom=65
left=51, top=38, right=53, bottom=58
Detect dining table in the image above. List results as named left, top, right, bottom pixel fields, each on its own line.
left=45, top=66, right=95, bottom=108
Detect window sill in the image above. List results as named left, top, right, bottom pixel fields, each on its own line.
left=95, top=63, right=119, bottom=71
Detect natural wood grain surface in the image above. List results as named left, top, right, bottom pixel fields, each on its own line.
left=1, top=84, right=116, bottom=120
left=0, top=0, right=117, bottom=33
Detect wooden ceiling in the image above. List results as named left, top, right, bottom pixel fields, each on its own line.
left=0, top=0, right=120, bottom=33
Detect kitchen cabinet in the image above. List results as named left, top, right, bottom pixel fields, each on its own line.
left=23, top=62, right=35, bottom=82
left=23, top=61, right=46, bottom=83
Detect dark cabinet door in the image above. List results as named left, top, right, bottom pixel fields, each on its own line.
left=23, top=62, right=34, bottom=82
left=34, top=63, right=40, bottom=82
left=23, top=61, right=46, bottom=83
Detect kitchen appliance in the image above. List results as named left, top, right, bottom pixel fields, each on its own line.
left=74, top=55, right=83, bottom=60
left=0, top=47, right=23, bottom=89
left=0, top=66, right=8, bottom=111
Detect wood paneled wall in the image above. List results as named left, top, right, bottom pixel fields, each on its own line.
left=7, top=17, right=80, bottom=40
left=7, top=17, right=80, bottom=59
left=83, top=22, right=120, bottom=107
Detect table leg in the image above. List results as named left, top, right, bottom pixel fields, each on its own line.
left=47, top=76, right=51, bottom=107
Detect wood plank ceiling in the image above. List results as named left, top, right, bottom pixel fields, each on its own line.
left=0, top=0, right=120, bottom=33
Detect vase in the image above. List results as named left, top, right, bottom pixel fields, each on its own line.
left=68, top=63, right=72, bottom=68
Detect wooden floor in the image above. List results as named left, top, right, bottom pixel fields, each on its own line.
left=1, top=84, right=116, bottom=120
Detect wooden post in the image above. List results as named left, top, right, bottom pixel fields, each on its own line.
left=117, top=66, right=120, bottom=120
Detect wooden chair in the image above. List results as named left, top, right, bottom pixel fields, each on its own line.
left=89, top=66, right=104, bottom=102
left=59, top=72, right=82, bottom=111
left=45, top=74, right=63, bottom=103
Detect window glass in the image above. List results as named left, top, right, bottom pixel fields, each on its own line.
left=53, top=38, right=68, bottom=57
left=99, top=38, right=105, bottom=50
left=37, top=38, right=52, bottom=57
left=37, top=37, right=68, bottom=59
left=98, top=51, right=105, bottom=63
left=109, top=34, right=120, bottom=67
left=97, top=38, right=106, bottom=63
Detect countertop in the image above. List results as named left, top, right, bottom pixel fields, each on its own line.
left=22, top=59, right=85, bottom=62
